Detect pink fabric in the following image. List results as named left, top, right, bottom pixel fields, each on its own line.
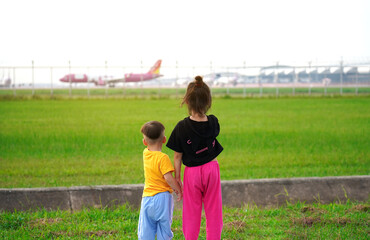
left=182, top=161, right=223, bottom=240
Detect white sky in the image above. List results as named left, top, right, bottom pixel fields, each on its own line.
left=1, top=0, right=370, bottom=67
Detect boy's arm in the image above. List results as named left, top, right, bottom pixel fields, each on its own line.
left=163, top=172, right=183, bottom=201
left=173, top=151, right=183, bottom=189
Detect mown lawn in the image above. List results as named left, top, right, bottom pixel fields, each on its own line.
left=0, top=96, right=369, bottom=188
left=0, top=201, right=368, bottom=239
left=1, top=87, right=369, bottom=98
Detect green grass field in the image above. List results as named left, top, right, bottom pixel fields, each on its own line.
left=1, top=87, right=370, bottom=98
left=0, top=96, right=369, bottom=188
left=1, top=201, right=368, bottom=239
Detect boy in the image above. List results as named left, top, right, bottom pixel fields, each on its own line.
left=138, top=121, right=182, bottom=240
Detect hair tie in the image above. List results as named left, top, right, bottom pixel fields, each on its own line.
left=194, top=75, right=203, bottom=87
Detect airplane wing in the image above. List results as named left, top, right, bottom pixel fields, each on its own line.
left=104, top=78, right=125, bottom=84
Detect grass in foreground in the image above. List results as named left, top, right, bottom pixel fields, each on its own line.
left=0, top=201, right=368, bottom=239
left=0, top=97, right=369, bottom=188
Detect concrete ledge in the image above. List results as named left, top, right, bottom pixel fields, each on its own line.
left=221, top=176, right=370, bottom=207
left=0, top=176, right=369, bottom=211
left=69, top=184, right=143, bottom=210
left=0, top=187, right=71, bottom=211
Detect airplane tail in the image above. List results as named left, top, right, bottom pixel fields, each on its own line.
left=148, top=60, right=162, bottom=74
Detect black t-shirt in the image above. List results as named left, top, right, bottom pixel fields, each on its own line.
left=166, top=115, right=223, bottom=167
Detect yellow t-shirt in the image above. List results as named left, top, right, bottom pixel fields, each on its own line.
left=142, top=148, right=174, bottom=197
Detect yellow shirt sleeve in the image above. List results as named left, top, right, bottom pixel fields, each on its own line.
left=159, top=154, right=175, bottom=176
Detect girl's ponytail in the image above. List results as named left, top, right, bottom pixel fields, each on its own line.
left=194, top=75, right=204, bottom=87
left=182, top=75, right=212, bottom=115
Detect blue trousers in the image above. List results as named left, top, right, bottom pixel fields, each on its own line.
left=138, top=191, right=174, bottom=240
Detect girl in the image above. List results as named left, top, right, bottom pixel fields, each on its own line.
left=167, top=76, right=223, bottom=239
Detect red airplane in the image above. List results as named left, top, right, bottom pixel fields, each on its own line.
left=60, top=60, right=163, bottom=87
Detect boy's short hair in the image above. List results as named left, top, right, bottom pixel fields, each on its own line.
left=141, top=121, right=165, bottom=144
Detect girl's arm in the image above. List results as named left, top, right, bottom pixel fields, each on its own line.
left=173, top=151, right=183, bottom=190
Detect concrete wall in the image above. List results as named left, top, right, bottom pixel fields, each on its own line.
left=1, top=176, right=369, bottom=212
left=221, top=176, right=369, bottom=207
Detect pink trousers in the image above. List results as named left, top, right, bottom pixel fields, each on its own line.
left=183, top=161, right=223, bottom=240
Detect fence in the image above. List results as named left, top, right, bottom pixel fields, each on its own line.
left=1, top=61, right=370, bottom=98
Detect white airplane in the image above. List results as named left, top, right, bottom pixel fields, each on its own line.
left=0, top=70, right=11, bottom=88
left=174, top=77, right=192, bottom=86
left=207, top=72, right=240, bottom=86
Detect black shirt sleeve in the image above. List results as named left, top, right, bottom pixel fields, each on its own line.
left=166, top=122, right=183, bottom=153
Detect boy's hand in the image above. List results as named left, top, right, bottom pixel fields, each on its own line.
left=164, top=172, right=183, bottom=201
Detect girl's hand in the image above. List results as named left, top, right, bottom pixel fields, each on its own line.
left=175, top=190, right=183, bottom=202
left=176, top=177, right=183, bottom=192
